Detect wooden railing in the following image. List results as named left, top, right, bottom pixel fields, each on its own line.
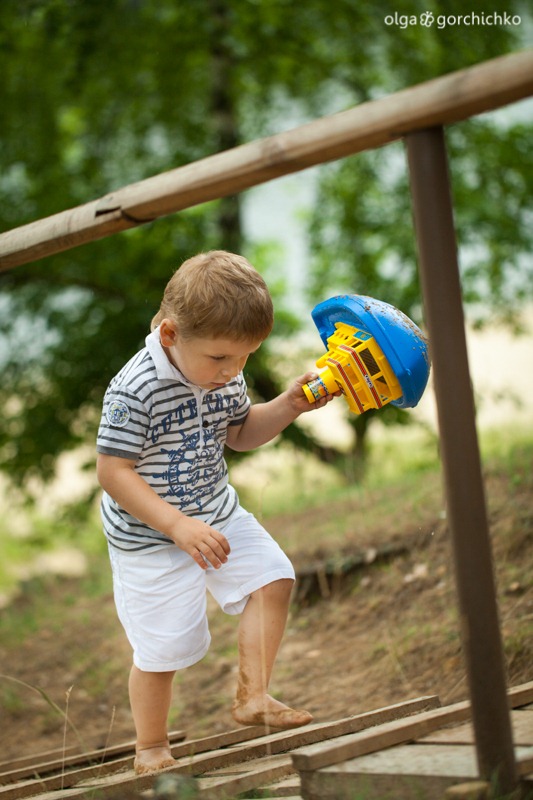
left=0, top=50, right=531, bottom=271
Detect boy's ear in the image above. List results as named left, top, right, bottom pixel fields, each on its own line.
left=159, top=318, right=178, bottom=347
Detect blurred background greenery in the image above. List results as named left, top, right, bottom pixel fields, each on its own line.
left=0, top=0, right=532, bottom=600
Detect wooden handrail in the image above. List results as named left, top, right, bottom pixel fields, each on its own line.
left=0, top=49, right=531, bottom=271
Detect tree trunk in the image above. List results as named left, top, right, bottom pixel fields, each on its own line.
left=209, top=0, right=242, bottom=254
left=207, top=0, right=344, bottom=471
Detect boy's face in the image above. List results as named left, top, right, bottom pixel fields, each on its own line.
left=159, top=319, right=262, bottom=390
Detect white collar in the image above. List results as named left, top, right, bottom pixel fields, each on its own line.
left=145, top=327, right=193, bottom=385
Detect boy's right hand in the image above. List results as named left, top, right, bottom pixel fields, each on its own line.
left=168, top=517, right=230, bottom=570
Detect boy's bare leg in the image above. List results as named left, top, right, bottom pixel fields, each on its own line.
left=232, top=578, right=313, bottom=729
left=129, top=665, right=177, bottom=774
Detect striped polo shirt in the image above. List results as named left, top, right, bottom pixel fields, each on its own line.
left=96, top=328, right=251, bottom=551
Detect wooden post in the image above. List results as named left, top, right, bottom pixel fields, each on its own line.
left=405, top=127, right=518, bottom=794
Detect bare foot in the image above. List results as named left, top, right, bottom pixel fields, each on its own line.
left=232, top=694, right=313, bottom=730
left=134, top=744, right=176, bottom=775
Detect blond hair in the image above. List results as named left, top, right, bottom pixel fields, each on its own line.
left=151, top=250, right=274, bottom=341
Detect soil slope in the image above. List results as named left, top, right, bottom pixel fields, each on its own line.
left=1, top=459, right=532, bottom=765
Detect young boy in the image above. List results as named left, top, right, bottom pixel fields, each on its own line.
left=96, top=250, right=334, bottom=775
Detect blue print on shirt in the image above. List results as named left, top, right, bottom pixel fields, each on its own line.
left=152, top=428, right=225, bottom=511
left=151, top=398, right=197, bottom=445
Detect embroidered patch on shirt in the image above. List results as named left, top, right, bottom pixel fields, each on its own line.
left=106, top=400, right=131, bottom=428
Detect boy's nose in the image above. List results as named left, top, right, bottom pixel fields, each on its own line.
left=221, top=358, right=244, bottom=379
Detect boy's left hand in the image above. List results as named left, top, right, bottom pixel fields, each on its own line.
left=287, top=371, right=341, bottom=414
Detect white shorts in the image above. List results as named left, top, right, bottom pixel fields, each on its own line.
left=108, top=506, right=295, bottom=672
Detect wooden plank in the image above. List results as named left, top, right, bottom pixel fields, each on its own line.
left=198, top=754, right=294, bottom=799
left=199, top=754, right=293, bottom=779
left=300, top=766, right=456, bottom=800
left=0, top=725, right=270, bottom=800
left=444, top=781, right=493, bottom=800
left=517, top=752, right=533, bottom=777
left=170, top=743, right=533, bottom=800
left=444, top=783, right=491, bottom=800
left=0, top=729, right=186, bottom=784
left=256, top=774, right=301, bottom=796
left=0, top=51, right=531, bottom=271
left=299, top=744, right=533, bottom=800
left=27, top=748, right=292, bottom=800
left=324, top=742, right=479, bottom=778
left=337, top=746, right=533, bottom=783
left=507, top=680, right=533, bottom=708
left=232, top=774, right=302, bottom=797
left=0, top=745, right=83, bottom=774
left=322, top=743, right=533, bottom=778
left=292, top=681, right=533, bottom=774
left=148, top=695, right=438, bottom=779
left=210, top=694, right=440, bottom=769
left=292, top=700, right=471, bottom=772
left=421, top=709, right=533, bottom=746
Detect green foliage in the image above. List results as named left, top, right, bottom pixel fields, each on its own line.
left=303, top=0, right=531, bottom=463
left=308, top=118, right=533, bottom=323
left=306, top=0, right=531, bottom=323
left=0, top=0, right=531, bottom=491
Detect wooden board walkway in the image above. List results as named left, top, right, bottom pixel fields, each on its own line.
left=2, top=684, right=533, bottom=799
left=0, top=695, right=438, bottom=800
left=294, top=681, right=533, bottom=800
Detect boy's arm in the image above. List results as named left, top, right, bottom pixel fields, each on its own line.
left=96, top=454, right=230, bottom=570
left=226, top=371, right=336, bottom=452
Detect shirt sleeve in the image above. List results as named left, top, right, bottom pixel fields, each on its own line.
left=96, top=387, right=151, bottom=459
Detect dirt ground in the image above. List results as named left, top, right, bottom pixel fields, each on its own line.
left=1, top=462, right=532, bottom=768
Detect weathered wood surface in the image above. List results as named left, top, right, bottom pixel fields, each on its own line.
left=5, top=686, right=533, bottom=800
left=199, top=754, right=294, bottom=799
left=444, top=783, right=491, bottom=800
left=0, top=729, right=186, bottom=784
left=299, top=743, right=481, bottom=800
left=235, top=773, right=303, bottom=798
left=294, top=539, right=413, bottom=603
left=0, top=695, right=438, bottom=800
left=293, top=699, right=472, bottom=773
left=0, top=51, right=532, bottom=271
left=0, top=725, right=269, bottom=799
left=421, top=709, right=533, bottom=746
left=299, top=742, right=533, bottom=800
left=296, top=682, right=533, bottom=800
left=293, top=680, right=533, bottom=773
